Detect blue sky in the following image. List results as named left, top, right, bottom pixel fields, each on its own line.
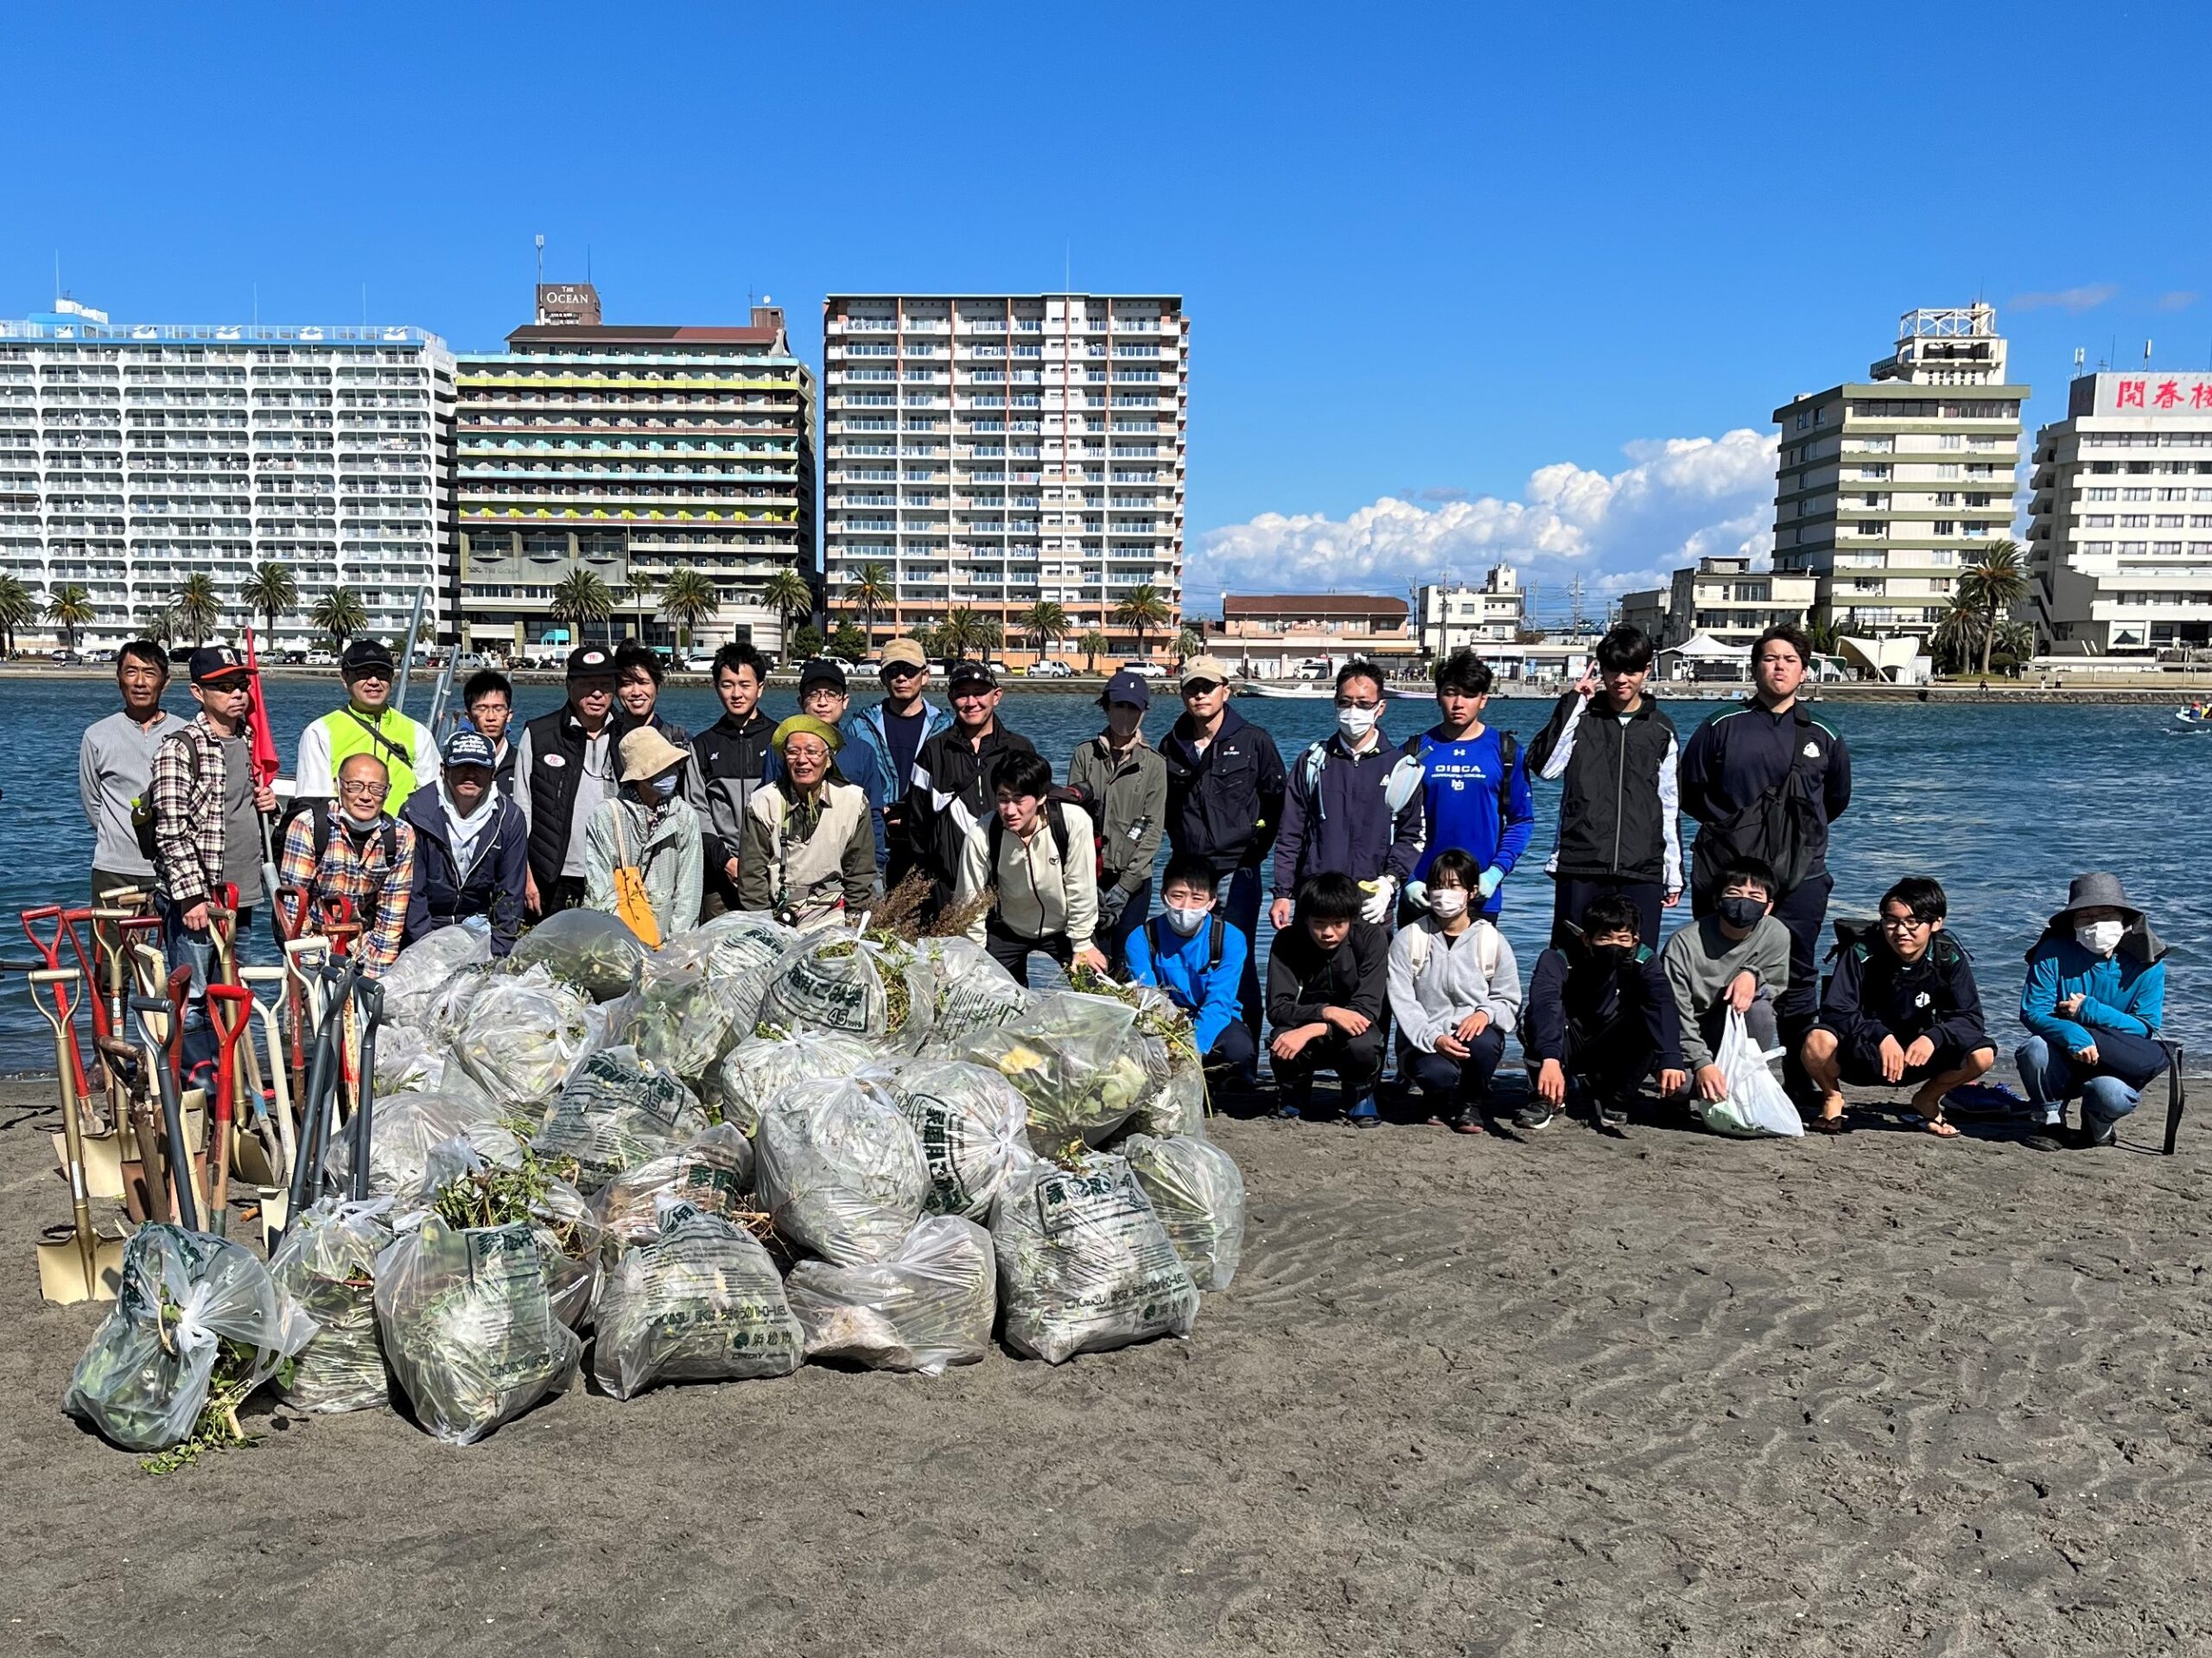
left=6, top=2, right=2209, bottom=619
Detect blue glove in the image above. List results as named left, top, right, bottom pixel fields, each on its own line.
left=1478, top=866, right=1504, bottom=900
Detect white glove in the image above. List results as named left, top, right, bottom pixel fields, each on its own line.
left=1402, top=880, right=1427, bottom=912
left=1478, top=866, right=1504, bottom=900
left=1359, top=877, right=1396, bottom=925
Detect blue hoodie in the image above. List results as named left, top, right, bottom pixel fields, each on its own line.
left=2019, top=927, right=2166, bottom=1053
left=1126, top=912, right=1249, bottom=1057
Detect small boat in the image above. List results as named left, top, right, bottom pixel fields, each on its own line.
left=1237, top=680, right=1335, bottom=700
left=2176, top=708, right=2209, bottom=725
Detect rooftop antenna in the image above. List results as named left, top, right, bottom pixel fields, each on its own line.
left=535, top=233, right=545, bottom=286
left=2072, top=346, right=2084, bottom=379
left=2144, top=339, right=2153, bottom=368
left=53, top=251, right=60, bottom=307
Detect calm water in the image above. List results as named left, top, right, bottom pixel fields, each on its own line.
left=3, top=677, right=2200, bottom=1070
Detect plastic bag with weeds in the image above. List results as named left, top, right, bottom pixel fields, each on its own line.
left=590, top=1124, right=759, bottom=1248
left=531, top=1045, right=708, bottom=1192
left=957, top=991, right=1156, bottom=1151
left=631, top=914, right=795, bottom=1084
left=412, top=1136, right=604, bottom=1330
left=711, top=1027, right=883, bottom=1137
left=593, top=1202, right=802, bottom=1400
left=785, top=1214, right=995, bottom=1375
left=758, top=931, right=935, bottom=1048
left=373, top=1022, right=446, bottom=1096
left=1119, top=1133, right=1245, bottom=1291
left=992, top=1153, right=1200, bottom=1365
left=887, top=1058, right=1031, bottom=1221
left=1066, top=975, right=1210, bottom=1140
left=324, top=1089, right=524, bottom=1199
left=509, top=906, right=648, bottom=1002
left=382, top=925, right=495, bottom=1028
left=424, top=962, right=498, bottom=1048
left=455, top=964, right=598, bottom=1112
left=755, top=1074, right=929, bottom=1266
left=909, top=936, right=1033, bottom=1047
left=64, top=1224, right=314, bottom=1453
left=268, top=1197, right=394, bottom=1413
left=373, top=1214, right=582, bottom=1445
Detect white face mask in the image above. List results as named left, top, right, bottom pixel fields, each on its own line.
left=1164, top=904, right=1209, bottom=937
left=1428, top=886, right=1468, bottom=919
left=340, top=808, right=382, bottom=834
left=2075, top=919, right=2124, bottom=956
left=1337, top=706, right=1379, bottom=742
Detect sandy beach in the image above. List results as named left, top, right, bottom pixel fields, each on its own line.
left=4, top=1072, right=2209, bottom=1658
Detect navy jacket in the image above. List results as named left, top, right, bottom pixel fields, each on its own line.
left=1160, top=707, right=1287, bottom=877
left=1678, top=699, right=1851, bottom=899
left=1522, top=942, right=1682, bottom=1070
left=1270, top=732, right=1425, bottom=899
left=1817, top=927, right=1985, bottom=1054
left=399, top=786, right=530, bottom=958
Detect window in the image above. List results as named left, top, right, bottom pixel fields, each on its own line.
left=1939, top=434, right=1964, bottom=450
left=1937, top=463, right=1961, bottom=480
left=1933, top=521, right=1957, bottom=535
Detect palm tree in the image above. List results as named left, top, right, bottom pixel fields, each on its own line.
left=1111, top=585, right=1173, bottom=662
left=0, top=573, right=35, bottom=657
left=1173, top=626, right=1204, bottom=663
left=1993, top=619, right=2037, bottom=675
left=138, top=604, right=179, bottom=649
left=1960, top=539, right=2028, bottom=677
left=761, top=566, right=815, bottom=654
left=1929, top=594, right=1986, bottom=677
left=1077, top=627, right=1109, bottom=674
left=937, top=607, right=1001, bottom=662
left=623, top=565, right=658, bottom=645
left=44, top=584, right=97, bottom=655
left=549, top=568, right=614, bottom=651
left=238, top=559, right=299, bottom=651
left=309, top=586, right=369, bottom=652
left=658, top=566, right=719, bottom=652
left=173, top=573, right=222, bottom=645
left=1018, top=600, right=1069, bottom=661
left=1803, top=618, right=1844, bottom=657
left=848, top=561, right=893, bottom=652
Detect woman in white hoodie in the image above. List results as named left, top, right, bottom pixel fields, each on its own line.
left=1389, top=848, right=1522, bottom=1134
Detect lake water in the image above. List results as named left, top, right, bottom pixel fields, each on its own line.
left=2, top=676, right=2200, bottom=1071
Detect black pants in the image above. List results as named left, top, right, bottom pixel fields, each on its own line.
left=1694, top=871, right=1829, bottom=1100
left=1220, top=863, right=1265, bottom=1041
left=1530, top=1021, right=1661, bottom=1102
left=1100, top=874, right=1151, bottom=977
left=1403, top=1025, right=1506, bottom=1108
left=1205, top=1020, right=1258, bottom=1077
left=1551, top=874, right=1665, bottom=954
left=539, top=874, right=588, bottom=917
left=983, top=918, right=1073, bottom=988
left=1274, top=1026, right=1385, bottom=1099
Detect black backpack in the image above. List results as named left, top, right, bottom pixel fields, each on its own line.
left=130, top=730, right=197, bottom=864
left=1150, top=912, right=1228, bottom=974
left=986, top=784, right=1097, bottom=875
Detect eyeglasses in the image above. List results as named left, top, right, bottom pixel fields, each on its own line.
left=1181, top=680, right=1222, bottom=695
left=339, top=780, right=390, bottom=801
left=347, top=670, right=391, bottom=684
left=1334, top=696, right=1382, bottom=711
left=201, top=677, right=251, bottom=694
left=881, top=664, right=925, bottom=680
left=1879, top=912, right=1929, bottom=932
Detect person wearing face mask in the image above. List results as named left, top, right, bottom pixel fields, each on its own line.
left=1659, top=856, right=1791, bottom=1109
left=1520, top=895, right=1686, bottom=1131
left=1269, top=660, right=1426, bottom=937
left=582, top=727, right=703, bottom=939
left=399, top=729, right=531, bottom=958
left=1386, top=849, right=1522, bottom=1135
left=738, top=715, right=879, bottom=926
left=2016, top=873, right=2171, bottom=1150
left=277, top=752, right=419, bottom=978
left=1126, top=854, right=1255, bottom=1086
left=1069, top=670, right=1168, bottom=975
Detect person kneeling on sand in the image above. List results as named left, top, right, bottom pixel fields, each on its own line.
left=1801, top=877, right=1994, bottom=1138
left=1661, top=856, right=1790, bottom=1111
left=2016, top=872, right=2171, bottom=1152
left=1520, top=893, right=1687, bottom=1131
left=1267, top=871, right=1390, bottom=1128
left=1387, top=848, right=1522, bottom=1135
left=1127, top=854, right=1258, bottom=1089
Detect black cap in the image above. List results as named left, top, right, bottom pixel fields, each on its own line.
left=1100, top=669, right=1151, bottom=710
left=189, top=645, right=250, bottom=685
left=566, top=645, right=614, bottom=680
left=946, top=658, right=996, bottom=693
left=340, top=638, right=396, bottom=677
left=798, top=657, right=848, bottom=694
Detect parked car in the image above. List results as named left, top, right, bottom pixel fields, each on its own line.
left=50, top=649, right=79, bottom=665
left=1120, top=660, right=1167, bottom=679
left=682, top=653, right=719, bottom=673
left=306, top=650, right=337, bottom=666
left=1026, top=660, right=1073, bottom=678
left=88, top=647, right=118, bottom=663
left=281, top=650, right=308, bottom=665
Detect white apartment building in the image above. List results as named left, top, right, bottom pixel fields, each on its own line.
left=1662, top=556, right=1816, bottom=648
left=820, top=293, right=1187, bottom=661
left=1416, top=562, right=1523, bottom=657
left=0, top=302, right=454, bottom=651
left=2026, top=371, right=2212, bottom=657
left=1772, top=304, right=2025, bottom=652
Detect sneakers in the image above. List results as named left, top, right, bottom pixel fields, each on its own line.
left=1512, top=1100, right=1559, bottom=1131
left=1594, top=1097, right=1630, bottom=1128
left=1345, top=1096, right=1381, bottom=1129
left=1447, top=1104, right=1486, bottom=1135
left=1272, top=1096, right=1304, bottom=1121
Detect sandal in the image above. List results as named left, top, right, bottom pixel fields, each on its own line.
left=1910, top=1112, right=1960, bottom=1139
left=1809, top=1112, right=1850, bottom=1135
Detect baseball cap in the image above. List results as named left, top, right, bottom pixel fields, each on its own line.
left=566, top=644, right=614, bottom=680
left=189, top=645, right=250, bottom=686
left=340, top=638, right=396, bottom=678
left=1100, top=669, right=1152, bottom=710
left=1180, top=654, right=1233, bottom=689
left=798, top=657, right=848, bottom=694
left=945, top=658, right=996, bottom=693
left=880, top=638, right=929, bottom=672
left=442, top=729, right=497, bottom=770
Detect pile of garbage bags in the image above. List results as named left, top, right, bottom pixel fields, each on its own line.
left=60, top=906, right=1248, bottom=1455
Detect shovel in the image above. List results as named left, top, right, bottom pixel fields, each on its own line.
left=204, top=984, right=252, bottom=1236
left=349, top=978, right=385, bottom=1204
left=100, top=1033, right=170, bottom=1227
left=19, top=965, right=125, bottom=1304
left=277, top=955, right=359, bottom=1248
left=235, top=965, right=295, bottom=1189
left=130, top=994, right=200, bottom=1233
left=20, top=906, right=93, bottom=1104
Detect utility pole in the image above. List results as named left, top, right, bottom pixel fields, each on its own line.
left=1569, top=575, right=1585, bottom=635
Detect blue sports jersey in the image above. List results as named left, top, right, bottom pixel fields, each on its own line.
left=1408, top=725, right=1536, bottom=912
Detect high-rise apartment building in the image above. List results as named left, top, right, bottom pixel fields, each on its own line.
left=820, top=293, right=1187, bottom=660
left=454, top=287, right=815, bottom=658
left=1416, top=563, right=1523, bottom=657
left=2026, top=371, right=2212, bottom=657
left=0, top=301, right=454, bottom=651
left=1772, top=305, right=2026, bottom=651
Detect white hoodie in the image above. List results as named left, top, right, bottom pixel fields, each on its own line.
left=1387, top=913, right=1522, bottom=1053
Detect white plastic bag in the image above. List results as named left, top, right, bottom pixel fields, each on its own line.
left=785, top=1216, right=996, bottom=1375
left=712, top=1028, right=883, bottom=1137
left=1121, top=1134, right=1245, bottom=1291
left=992, top=1153, right=1200, bottom=1364
left=455, top=964, right=597, bottom=1110
left=1696, top=1009, right=1804, bottom=1139
left=590, top=1125, right=758, bottom=1248
left=383, top=925, right=495, bottom=1027
left=754, top=1075, right=929, bottom=1266
left=269, top=1197, right=395, bottom=1414
left=593, top=1204, right=802, bottom=1400
left=887, top=1058, right=1031, bottom=1222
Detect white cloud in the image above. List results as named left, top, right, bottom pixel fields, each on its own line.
left=1190, top=429, right=1779, bottom=603
left=2010, top=283, right=2120, bottom=314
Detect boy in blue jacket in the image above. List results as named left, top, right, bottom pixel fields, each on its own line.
left=1402, top=650, right=1535, bottom=921
left=2017, top=872, right=2170, bottom=1150
left=1126, top=854, right=1256, bottom=1083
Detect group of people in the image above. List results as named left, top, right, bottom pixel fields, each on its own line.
left=78, top=620, right=2173, bottom=1150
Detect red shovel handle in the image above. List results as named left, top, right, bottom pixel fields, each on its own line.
left=20, top=905, right=66, bottom=969
left=274, top=886, right=309, bottom=943
left=206, top=982, right=251, bottom=1050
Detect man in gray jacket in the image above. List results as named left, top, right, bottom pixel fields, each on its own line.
left=1068, top=670, right=1167, bottom=974
left=79, top=639, right=186, bottom=915
left=1660, top=854, right=1792, bottom=1107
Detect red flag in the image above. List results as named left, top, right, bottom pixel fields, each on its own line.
left=244, top=626, right=282, bottom=792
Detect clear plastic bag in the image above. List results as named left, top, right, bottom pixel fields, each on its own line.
left=1697, top=1009, right=1805, bottom=1139
left=324, top=1089, right=524, bottom=1200
left=455, top=964, right=597, bottom=1111
left=373, top=1216, right=582, bottom=1445
left=372, top=1022, right=447, bottom=1096
left=1120, top=1133, right=1246, bottom=1291
left=712, top=1028, right=883, bottom=1137
left=631, top=913, right=797, bottom=1083
left=992, top=1153, right=1200, bottom=1365
left=887, top=1058, right=1032, bottom=1222
left=592, top=1203, right=802, bottom=1400
left=64, top=1224, right=314, bottom=1452
left=409, top=1137, right=605, bottom=1330
left=910, top=936, right=1033, bottom=1047
left=754, top=1075, right=929, bottom=1266
left=383, top=925, right=495, bottom=1028
left=531, top=1045, right=709, bottom=1192
left=268, top=1197, right=394, bottom=1413
left=957, top=991, right=1154, bottom=1150
left=589, top=1125, right=759, bottom=1248
left=424, top=963, right=498, bottom=1048
left=510, top=907, right=649, bottom=1001
left=759, top=931, right=936, bottom=1048
left=785, top=1215, right=995, bottom=1375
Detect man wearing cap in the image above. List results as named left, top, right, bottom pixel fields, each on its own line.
left=149, top=645, right=280, bottom=1020
left=399, top=729, right=531, bottom=958
left=277, top=752, right=418, bottom=978
left=795, top=657, right=891, bottom=870
left=691, top=640, right=782, bottom=918
left=1069, top=669, right=1167, bottom=973
left=514, top=644, right=621, bottom=917
left=2017, top=872, right=2171, bottom=1150
left=294, top=638, right=438, bottom=814
left=739, top=715, right=879, bottom=926
left=906, top=659, right=1036, bottom=913
left=856, top=638, right=950, bottom=889
left=583, top=726, right=703, bottom=941
left=1161, top=654, right=1287, bottom=1041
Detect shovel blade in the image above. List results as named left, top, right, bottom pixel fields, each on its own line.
left=51, top=1128, right=129, bottom=1202
left=36, top=1226, right=127, bottom=1305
